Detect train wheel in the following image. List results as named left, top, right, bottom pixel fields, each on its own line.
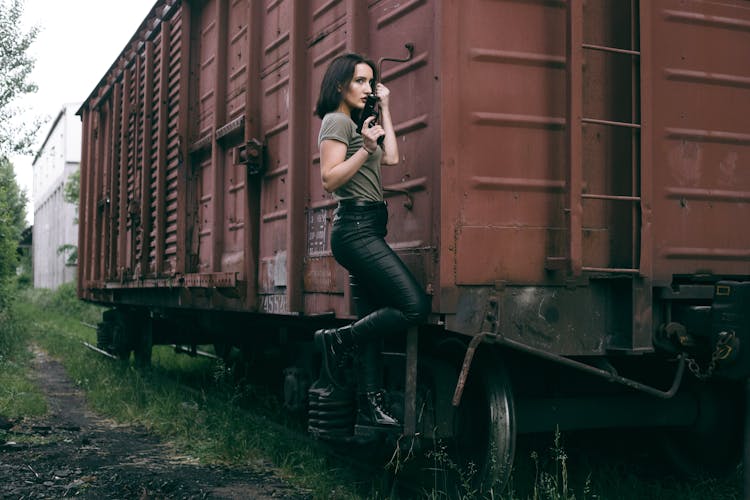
left=659, top=380, right=743, bottom=476
left=107, top=310, right=133, bottom=360
left=133, top=318, right=153, bottom=368
left=405, top=347, right=515, bottom=496
left=448, top=350, right=516, bottom=495
left=100, top=309, right=151, bottom=365
left=212, top=342, right=256, bottom=382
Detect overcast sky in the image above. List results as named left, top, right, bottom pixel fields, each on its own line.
left=13, top=0, right=156, bottom=224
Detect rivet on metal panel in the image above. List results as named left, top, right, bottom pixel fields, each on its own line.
left=482, top=295, right=499, bottom=333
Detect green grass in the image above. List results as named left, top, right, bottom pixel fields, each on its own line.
left=0, top=299, right=46, bottom=420
left=14, top=289, right=372, bottom=499
left=9, top=284, right=745, bottom=500
left=503, top=429, right=743, bottom=500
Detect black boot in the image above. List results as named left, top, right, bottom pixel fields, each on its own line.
left=314, top=326, right=355, bottom=388
left=357, top=390, right=400, bottom=428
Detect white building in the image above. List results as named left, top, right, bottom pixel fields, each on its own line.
left=32, top=103, right=82, bottom=289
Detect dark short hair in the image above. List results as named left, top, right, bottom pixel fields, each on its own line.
left=315, top=53, right=377, bottom=119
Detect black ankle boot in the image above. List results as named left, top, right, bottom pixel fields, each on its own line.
left=357, top=390, right=400, bottom=428
left=314, top=326, right=354, bottom=388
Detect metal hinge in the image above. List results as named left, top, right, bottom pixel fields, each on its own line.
left=234, top=138, right=265, bottom=176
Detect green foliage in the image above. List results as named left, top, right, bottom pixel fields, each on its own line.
left=0, top=300, right=46, bottom=419
left=15, top=246, right=32, bottom=288
left=63, top=168, right=79, bottom=226
left=58, top=168, right=81, bottom=265
left=24, top=282, right=101, bottom=325
left=423, top=441, right=480, bottom=499
left=529, top=429, right=575, bottom=500
left=0, top=0, right=37, bottom=308
left=0, top=155, right=28, bottom=312
left=0, top=0, right=40, bottom=155
left=0, top=157, right=26, bottom=235
left=56, top=243, right=78, bottom=266
left=19, top=296, right=364, bottom=499
left=63, top=169, right=79, bottom=204
left=13, top=288, right=744, bottom=500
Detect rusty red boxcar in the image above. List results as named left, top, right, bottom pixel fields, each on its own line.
left=77, top=0, right=750, bottom=490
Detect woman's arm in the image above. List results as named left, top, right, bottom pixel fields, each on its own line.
left=376, top=83, right=398, bottom=166
left=320, top=137, right=372, bottom=193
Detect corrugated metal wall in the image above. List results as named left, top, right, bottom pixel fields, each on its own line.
left=33, top=104, right=81, bottom=290
left=647, top=0, right=750, bottom=283
left=441, top=0, right=644, bottom=286
left=79, top=2, right=188, bottom=291
left=78, top=0, right=750, bottom=337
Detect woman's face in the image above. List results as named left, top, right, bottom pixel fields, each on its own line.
left=339, top=63, right=374, bottom=113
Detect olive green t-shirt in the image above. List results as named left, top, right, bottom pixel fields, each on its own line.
left=318, top=112, right=384, bottom=202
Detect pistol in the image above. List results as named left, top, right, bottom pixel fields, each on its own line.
left=356, top=94, right=384, bottom=146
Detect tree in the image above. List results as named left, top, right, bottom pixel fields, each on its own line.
left=0, top=156, right=28, bottom=307
left=0, top=0, right=37, bottom=312
left=0, top=0, right=39, bottom=155
left=63, top=169, right=79, bottom=206
left=57, top=169, right=79, bottom=264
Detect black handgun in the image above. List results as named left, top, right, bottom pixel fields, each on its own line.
left=356, top=94, right=384, bottom=146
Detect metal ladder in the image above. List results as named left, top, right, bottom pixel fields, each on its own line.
left=566, top=1, right=643, bottom=277
left=566, top=1, right=652, bottom=351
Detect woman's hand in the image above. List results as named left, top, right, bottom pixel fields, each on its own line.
left=373, top=83, right=398, bottom=165
left=361, top=116, right=384, bottom=152
left=375, top=83, right=390, bottom=108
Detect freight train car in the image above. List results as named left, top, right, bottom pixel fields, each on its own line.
left=78, top=0, right=750, bottom=490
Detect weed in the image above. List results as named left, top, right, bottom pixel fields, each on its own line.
left=0, top=300, right=46, bottom=419
left=530, top=428, right=573, bottom=500
left=22, top=283, right=102, bottom=325
left=418, top=440, right=479, bottom=500
left=17, top=293, right=368, bottom=499
left=12, top=285, right=745, bottom=500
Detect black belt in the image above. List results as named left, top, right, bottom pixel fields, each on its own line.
left=337, top=199, right=386, bottom=210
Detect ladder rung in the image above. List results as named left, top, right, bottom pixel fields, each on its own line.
left=582, top=43, right=640, bottom=56
left=582, top=194, right=641, bottom=202
left=582, top=266, right=640, bottom=274
left=582, top=117, right=641, bottom=129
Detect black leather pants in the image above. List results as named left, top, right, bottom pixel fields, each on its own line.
left=331, top=201, right=430, bottom=392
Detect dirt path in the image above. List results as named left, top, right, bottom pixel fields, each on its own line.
left=0, top=348, right=311, bottom=499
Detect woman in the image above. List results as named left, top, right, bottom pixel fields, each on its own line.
left=314, top=53, right=430, bottom=429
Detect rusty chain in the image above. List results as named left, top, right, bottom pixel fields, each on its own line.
left=685, top=330, right=736, bottom=381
